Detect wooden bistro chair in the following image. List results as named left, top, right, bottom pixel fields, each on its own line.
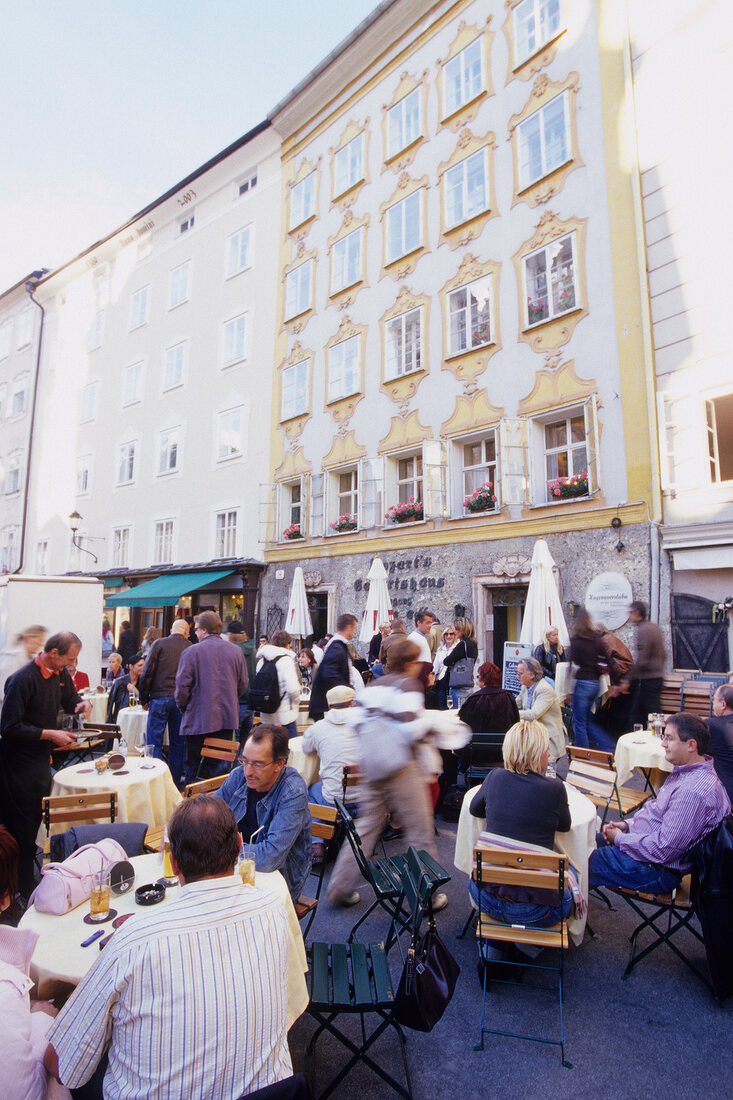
left=294, top=804, right=339, bottom=944
left=41, top=791, right=119, bottom=860
left=183, top=774, right=228, bottom=799
left=196, top=735, right=239, bottom=779
left=566, top=745, right=651, bottom=826
left=474, top=844, right=571, bottom=1068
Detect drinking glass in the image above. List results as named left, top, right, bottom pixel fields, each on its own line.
left=238, top=854, right=256, bottom=886
left=446, top=696, right=454, bottom=710
left=633, top=724, right=644, bottom=733
left=89, top=869, right=111, bottom=922
left=140, top=742, right=156, bottom=769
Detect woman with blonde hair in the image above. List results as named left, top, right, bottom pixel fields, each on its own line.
left=532, top=625, right=566, bottom=688
left=442, top=617, right=478, bottom=709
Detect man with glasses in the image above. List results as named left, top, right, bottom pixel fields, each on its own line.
left=589, top=712, right=730, bottom=894
left=216, top=725, right=311, bottom=903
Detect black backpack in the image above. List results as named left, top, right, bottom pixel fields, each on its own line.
left=248, top=655, right=284, bottom=714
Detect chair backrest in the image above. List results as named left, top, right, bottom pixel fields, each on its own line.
left=42, top=791, right=119, bottom=833
left=474, top=844, right=565, bottom=893
left=342, top=764, right=363, bottom=800
left=680, top=679, right=714, bottom=719
left=467, top=732, right=505, bottom=786
left=400, top=845, right=433, bottom=939
left=82, top=722, right=121, bottom=735
left=184, top=774, right=228, bottom=798
left=566, top=745, right=616, bottom=805
left=200, top=736, right=239, bottom=763
left=309, top=803, right=338, bottom=843
left=334, top=797, right=373, bottom=883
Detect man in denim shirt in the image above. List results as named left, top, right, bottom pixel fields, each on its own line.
left=216, top=725, right=311, bottom=903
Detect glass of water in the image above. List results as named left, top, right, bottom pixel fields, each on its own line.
left=139, top=742, right=156, bottom=769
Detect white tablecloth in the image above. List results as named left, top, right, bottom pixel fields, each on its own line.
left=614, top=730, right=672, bottom=788
left=118, top=707, right=166, bottom=750
left=19, top=853, right=308, bottom=1027
left=80, top=692, right=109, bottom=725
left=454, top=782, right=598, bottom=946
left=43, top=758, right=181, bottom=837
left=287, top=736, right=320, bottom=787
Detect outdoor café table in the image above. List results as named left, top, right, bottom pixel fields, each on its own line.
left=287, top=736, right=320, bottom=787
left=41, top=757, right=181, bottom=839
left=117, top=706, right=166, bottom=750
left=80, top=691, right=108, bottom=725
left=19, top=853, right=309, bottom=1027
left=614, top=729, right=672, bottom=793
left=453, top=782, right=598, bottom=946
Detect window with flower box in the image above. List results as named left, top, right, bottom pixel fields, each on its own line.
left=386, top=191, right=421, bottom=264
left=518, top=92, right=569, bottom=190
left=279, top=478, right=305, bottom=541
left=513, top=0, right=562, bottom=67
left=523, top=232, right=577, bottom=327
left=534, top=402, right=599, bottom=504
left=387, top=454, right=423, bottom=524
left=443, top=37, right=484, bottom=117
left=460, top=434, right=499, bottom=515
left=328, top=468, right=359, bottom=533
left=385, top=308, right=422, bottom=379
left=448, top=275, right=493, bottom=355
left=445, top=149, right=489, bottom=229
left=334, top=134, right=364, bottom=197
left=285, top=261, right=313, bottom=320
left=388, top=89, right=421, bottom=158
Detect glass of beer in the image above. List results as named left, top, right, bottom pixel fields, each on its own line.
left=162, top=827, right=178, bottom=885
left=238, top=856, right=256, bottom=886
left=89, top=869, right=111, bottom=922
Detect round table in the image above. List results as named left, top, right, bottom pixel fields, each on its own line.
left=80, top=691, right=109, bottom=725
left=287, top=736, right=320, bottom=787
left=614, top=730, right=672, bottom=790
left=453, top=782, right=598, bottom=946
left=117, top=707, right=160, bottom=750
left=19, top=853, right=308, bottom=1028
left=45, top=758, right=181, bottom=836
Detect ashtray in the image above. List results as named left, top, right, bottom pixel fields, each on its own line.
left=135, top=883, right=165, bottom=906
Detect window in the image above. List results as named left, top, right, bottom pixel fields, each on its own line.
left=284, top=480, right=303, bottom=534
left=443, top=38, right=484, bottom=116
left=76, top=455, right=91, bottom=495
left=123, top=361, right=143, bottom=406
left=227, top=227, right=251, bottom=277
left=158, top=429, right=180, bottom=475
left=238, top=169, right=258, bottom=196
left=388, top=89, right=420, bottom=158
left=6, top=452, right=22, bottom=494
left=445, top=149, right=488, bottom=228
left=169, top=262, right=190, bottom=308
left=448, top=276, right=493, bottom=354
left=35, top=539, right=49, bottom=575
left=328, top=336, right=360, bottom=402
left=0, top=385, right=5, bottom=419
left=386, top=308, right=422, bottom=379
left=461, top=434, right=498, bottom=512
left=397, top=454, right=423, bottom=505
left=217, top=407, right=244, bottom=460
left=178, top=213, right=195, bottom=234
left=281, top=360, right=309, bottom=420
left=285, top=262, right=313, bottom=319
left=706, top=395, right=733, bottom=483
left=524, top=232, right=577, bottom=326
left=164, top=343, right=185, bottom=390
left=112, top=526, right=130, bottom=568
left=80, top=382, right=98, bottom=422
left=10, top=375, right=28, bottom=417
left=514, top=0, right=561, bottom=66
left=331, top=229, right=362, bottom=293
left=386, top=191, right=421, bottom=263
left=154, top=520, right=175, bottom=564
left=0, top=528, right=18, bottom=572
left=16, top=307, right=34, bottom=349
left=290, top=172, right=316, bottom=229
left=544, top=414, right=587, bottom=501
left=215, top=510, right=238, bottom=557
left=88, top=310, right=104, bottom=351
left=518, top=93, right=569, bottom=189
left=334, top=134, right=364, bottom=197
left=0, top=322, right=11, bottom=359
left=117, top=442, right=136, bottom=485
left=223, top=315, right=246, bottom=367
left=130, top=286, right=150, bottom=329
left=330, top=469, right=358, bottom=531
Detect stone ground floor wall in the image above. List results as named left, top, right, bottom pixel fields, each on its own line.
left=259, top=523, right=666, bottom=663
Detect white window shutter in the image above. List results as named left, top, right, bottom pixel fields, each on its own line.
left=423, top=439, right=447, bottom=518
left=259, top=482, right=277, bottom=544
left=359, top=456, right=384, bottom=529
left=583, top=394, right=599, bottom=494
left=657, top=392, right=697, bottom=491
left=499, top=417, right=528, bottom=505
left=310, top=473, right=324, bottom=538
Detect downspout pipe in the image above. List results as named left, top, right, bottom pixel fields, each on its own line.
left=14, top=272, right=48, bottom=574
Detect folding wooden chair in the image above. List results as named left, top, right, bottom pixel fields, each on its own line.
left=196, top=735, right=239, bottom=778
left=41, top=792, right=119, bottom=859
left=144, top=825, right=165, bottom=853
left=334, top=798, right=449, bottom=951
left=474, top=844, right=571, bottom=1067
left=566, top=745, right=651, bottom=825
left=52, top=722, right=120, bottom=766
left=465, top=732, right=505, bottom=787
left=183, top=774, right=228, bottom=798
left=295, top=804, right=338, bottom=943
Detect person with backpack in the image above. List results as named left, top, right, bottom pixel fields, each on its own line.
left=250, top=631, right=301, bottom=738
left=308, top=614, right=357, bottom=722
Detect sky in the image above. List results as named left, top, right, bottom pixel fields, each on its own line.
left=0, top=0, right=380, bottom=291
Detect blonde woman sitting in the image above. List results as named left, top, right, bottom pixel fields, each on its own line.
left=532, top=626, right=567, bottom=689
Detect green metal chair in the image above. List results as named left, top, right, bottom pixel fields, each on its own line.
left=465, top=731, right=505, bottom=787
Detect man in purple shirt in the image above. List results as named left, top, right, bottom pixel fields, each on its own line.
left=589, top=712, right=731, bottom=894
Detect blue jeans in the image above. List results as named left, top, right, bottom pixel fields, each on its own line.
left=450, top=686, right=472, bottom=709
left=588, top=833, right=682, bottom=893
left=469, top=877, right=572, bottom=931
left=572, top=679, right=604, bottom=749
left=147, top=697, right=185, bottom=784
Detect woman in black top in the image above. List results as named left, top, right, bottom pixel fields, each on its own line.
left=107, top=653, right=144, bottom=723
left=568, top=608, right=607, bottom=750
left=532, top=625, right=566, bottom=687
left=442, top=617, right=478, bottom=709
left=469, top=719, right=573, bottom=934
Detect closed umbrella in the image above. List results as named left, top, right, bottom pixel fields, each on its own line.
left=286, top=566, right=313, bottom=640
left=519, top=538, right=569, bottom=649
left=358, top=557, right=393, bottom=644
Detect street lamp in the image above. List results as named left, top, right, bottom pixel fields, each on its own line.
left=68, top=510, right=99, bottom=565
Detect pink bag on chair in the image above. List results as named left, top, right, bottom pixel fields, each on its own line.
left=30, top=839, right=127, bottom=914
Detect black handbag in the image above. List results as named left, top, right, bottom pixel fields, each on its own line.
left=392, top=906, right=460, bottom=1032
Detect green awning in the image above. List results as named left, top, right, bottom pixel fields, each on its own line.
left=104, top=577, right=124, bottom=587
left=105, top=569, right=235, bottom=608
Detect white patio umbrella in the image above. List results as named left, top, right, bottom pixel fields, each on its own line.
left=286, top=565, right=313, bottom=641
left=519, top=538, right=570, bottom=649
left=358, top=557, right=393, bottom=644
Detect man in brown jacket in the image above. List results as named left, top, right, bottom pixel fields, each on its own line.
left=378, top=619, right=406, bottom=674
left=622, top=600, right=666, bottom=728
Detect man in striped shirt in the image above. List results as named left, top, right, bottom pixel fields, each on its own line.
left=43, top=797, right=292, bottom=1100
left=589, top=712, right=731, bottom=894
